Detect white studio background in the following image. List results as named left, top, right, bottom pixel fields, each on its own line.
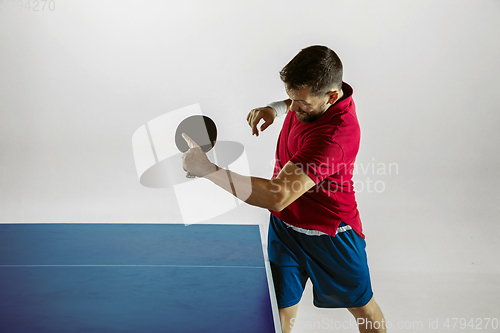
left=1, top=0, right=499, bottom=331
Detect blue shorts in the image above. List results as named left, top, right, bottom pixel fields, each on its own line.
left=268, top=214, right=373, bottom=309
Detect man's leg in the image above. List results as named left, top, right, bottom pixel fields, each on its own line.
left=279, top=303, right=299, bottom=333
left=347, top=297, right=387, bottom=333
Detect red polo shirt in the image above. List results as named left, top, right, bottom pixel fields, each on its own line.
left=270, top=82, right=364, bottom=238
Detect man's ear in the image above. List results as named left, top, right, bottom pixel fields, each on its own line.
left=327, top=90, right=339, bottom=104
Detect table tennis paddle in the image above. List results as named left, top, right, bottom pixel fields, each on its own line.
left=175, top=115, right=217, bottom=178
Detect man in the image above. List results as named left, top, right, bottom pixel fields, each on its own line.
left=182, top=45, right=386, bottom=333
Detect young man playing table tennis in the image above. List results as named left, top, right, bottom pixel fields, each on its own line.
left=182, top=45, right=386, bottom=333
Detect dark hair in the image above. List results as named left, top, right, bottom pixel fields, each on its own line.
left=279, top=45, right=343, bottom=96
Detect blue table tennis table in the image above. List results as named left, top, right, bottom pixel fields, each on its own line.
left=0, top=223, right=282, bottom=333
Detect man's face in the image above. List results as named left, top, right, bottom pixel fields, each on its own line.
left=285, top=86, right=332, bottom=123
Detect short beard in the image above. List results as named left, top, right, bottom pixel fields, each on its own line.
left=296, top=111, right=322, bottom=123
left=296, top=101, right=329, bottom=123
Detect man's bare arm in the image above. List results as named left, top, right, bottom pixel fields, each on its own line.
left=204, top=161, right=316, bottom=212
left=181, top=121, right=315, bottom=211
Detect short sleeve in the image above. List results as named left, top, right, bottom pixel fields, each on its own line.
left=289, top=134, right=345, bottom=184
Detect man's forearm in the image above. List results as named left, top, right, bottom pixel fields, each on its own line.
left=204, top=165, right=281, bottom=211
